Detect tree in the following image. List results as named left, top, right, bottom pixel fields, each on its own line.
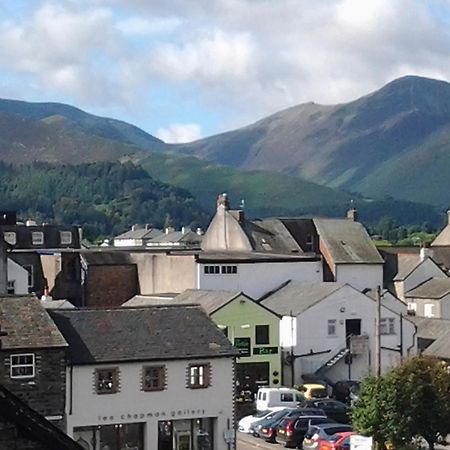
left=352, top=356, right=450, bottom=450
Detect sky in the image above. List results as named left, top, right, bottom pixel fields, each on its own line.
left=1, top=0, right=450, bottom=143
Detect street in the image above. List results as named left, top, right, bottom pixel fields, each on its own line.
left=237, top=432, right=279, bottom=450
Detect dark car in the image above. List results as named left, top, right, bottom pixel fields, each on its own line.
left=258, top=408, right=296, bottom=443
left=301, top=399, right=351, bottom=424
left=276, top=415, right=330, bottom=448
left=332, top=381, right=361, bottom=404
left=303, top=423, right=353, bottom=450
left=250, top=408, right=293, bottom=437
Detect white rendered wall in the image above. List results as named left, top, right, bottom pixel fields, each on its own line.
left=335, top=264, right=383, bottom=291
left=7, top=258, right=28, bottom=294
left=66, top=358, right=235, bottom=450
left=197, top=260, right=323, bottom=299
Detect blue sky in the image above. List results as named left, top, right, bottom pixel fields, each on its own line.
left=0, top=0, right=449, bottom=143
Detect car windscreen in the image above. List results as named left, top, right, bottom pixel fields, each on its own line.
left=254, top=410, right=271, bottom=418
left=311, top=388, right=328, bottom=398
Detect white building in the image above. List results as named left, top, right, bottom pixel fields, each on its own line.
left=260, top=281, right=417, bottom=385
left=50, top=305, right=238, bottom=450
left=7, top=258, right=29, bottom=295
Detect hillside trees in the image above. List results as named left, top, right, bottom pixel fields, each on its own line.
left=352, top=356, right=450, bottom=450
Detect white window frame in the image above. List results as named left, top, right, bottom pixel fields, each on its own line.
left=31, top=231, right=44, bottom=245
left=60, top=231, right=72, bottom=245
left=380, top=318, right=395, bottom=335
left=327, top=319, right=336, bottom=336
left=424, top=303, right=435, bottom=318
left=4, top=231, right=16, bottom=245
left=10, top=354, right=35, bottom=379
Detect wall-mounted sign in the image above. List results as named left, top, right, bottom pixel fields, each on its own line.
left=234, top=337, right=251, bottom=357
left=253, top=347, right=278, bottom=355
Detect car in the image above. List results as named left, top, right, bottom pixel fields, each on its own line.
left=303, top=423, right=353, bottom=450
left=256, top=387, right=305, bottom=411
left=238, top=407, right=286, bottom=433
left=301, top=399, right=351, bottom=424
left=249, top=408, right=293, bottom=437
left=300, top=383, right=329, bottom=400
left=319, top=431, right=355, bottom=450
left=276, top=415, right=331, bottom=448
left=332, top=381, right=361, bottom=405
left=256, top=408, right=296, bottom=442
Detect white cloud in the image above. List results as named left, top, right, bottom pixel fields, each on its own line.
left=156, top=123, right=202, bottom=143
left=116, top=16, right=182, bottom=36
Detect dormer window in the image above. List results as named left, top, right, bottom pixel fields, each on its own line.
left=32, top=231, right=44, bottom=245
left=4, top=231, right=16, bottom=246
left=60, top=231, right=72, bottom=245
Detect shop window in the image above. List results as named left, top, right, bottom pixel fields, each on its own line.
left=4, top=231, right=16, bottom=246
left=204, top=265, right=220, bottom=274
left=187, top=363, right=210, bottom=389
left=380, top=318, right=395, bottom=335
left=60, top=231, right=73, bottom=245
left=95, top=367, right=120, bottom=394
left=142, top=365, right=166, bottom=391
left=328, top=319, right=336, bottom=336
left=31, top=231, right=44, bottom=245
left=10, top=354, right=35, bottom=379
left=255, top=325, right=270, bottom=345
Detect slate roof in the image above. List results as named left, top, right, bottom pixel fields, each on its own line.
left=408, top=316, right=450, bottom=340
left=173, top=289, right=244, bottom=315
left=0, top=296, right=67, bottom=350
left=313, top=218, right=383, bottom=264
left=147, top=230, right=202, bottom=246
left=81, top=251, right=134, bottom=265
left=49, top=305, right=238, bottom=364
left=405, top=277, right=450, bottom=299
left=122, top=294, right=178, bottom=307
left=259, top=281, right=342, bottom=316
left=197, top=251, right=318, bottom=263
left=114, top=227, right=163, bottom=241
left=423, top=329, right=450, bottom=359
left=393, top=254, right=422, bottom=281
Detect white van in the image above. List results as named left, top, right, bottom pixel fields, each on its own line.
left=256, top=387, right=305, bottom=411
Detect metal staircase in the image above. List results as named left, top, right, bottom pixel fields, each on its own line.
left=314, top=347, right=350, bottom=376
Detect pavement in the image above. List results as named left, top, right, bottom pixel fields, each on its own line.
left=237, top=432, right=280, bottom=449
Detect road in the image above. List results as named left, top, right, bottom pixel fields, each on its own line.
left=237, top=432, right=279, bottom=450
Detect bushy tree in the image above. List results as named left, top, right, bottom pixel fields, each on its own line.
left=352, top=356, right=450, bottom=450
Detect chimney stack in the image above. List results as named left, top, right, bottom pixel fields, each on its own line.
left=420, top=243, right=433, bottom=261
left=447, top=209, right=450, bottom=226
left=217, top=193, right=230, bottom=210
left=347, top=207, right=358, bottom=222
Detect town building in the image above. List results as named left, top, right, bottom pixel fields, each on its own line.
left=49, top=305, right=238, bottom=450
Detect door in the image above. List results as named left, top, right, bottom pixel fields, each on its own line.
left=345, top=319, right=361, bottom=348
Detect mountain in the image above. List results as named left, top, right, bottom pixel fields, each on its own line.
left=171, top=76, right=450, bottom=208
left=0, top=99, right=164, bottom=163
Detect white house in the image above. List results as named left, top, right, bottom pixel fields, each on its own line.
left=7, top=258, right=29, bottom=295
left=260, top=281, right=417, bottom=385
left=405, top=277, right=450, bottom=318
left=50, top=305, right=238, bottom=450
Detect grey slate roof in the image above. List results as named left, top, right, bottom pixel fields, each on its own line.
left=147, top=230, right=202, bottom=246
left=405, top=277, right=450, bottom=299
left=49, top=305, right=238, bottom=364
left=393, top=254, right=421, bottom=281
left=423, top=329, right=450, bottom=359
left=313, top=218, right=383, bottom=264
left=408, top=316, right=450, bottom=340
left=114, top=227, right=163, bottom=241
left=197, top=251, right=318, bottom=262
left=122, top=294, right=178, bottom=307
left=173, top=289, right=244, bottom=314
left=259, top=281, right=342, bottom=316
left=0, top=296, right=67, bottom=350
left=81, top=251, right=134, bottom=265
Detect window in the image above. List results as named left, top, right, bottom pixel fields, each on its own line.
left=7, top=280, right=15, bottom=295
left=4, top=231, right=16, bottom=246
left=305, top=234, right=314, bottom=252
left=95, top=368, right=119, bottom=394
left=281, top=393, right=294, bottom=402
left=221, top=265, right=237, bottom=274
left=328, top=319, right=336, bottom=336
left=31, top=231, right=44, bottom=245
left=255, top=325, right=270, bottom=345
left=23, top=265, right=34, bottom=288
left=380, top=318, right=395, bottom=335
left=142, top=365, right=166, bottom=391
left=10, top=354, right=35, bottom=379
left=60, top=231, right=72, bottom=245
left=424, top=304, right=435, bottom=318
left=204, top=265, right=220, bottom=274
left=187, top=363, right=210, bottom=389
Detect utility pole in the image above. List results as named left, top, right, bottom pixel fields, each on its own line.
left=375, top=286, right=381, bottom=377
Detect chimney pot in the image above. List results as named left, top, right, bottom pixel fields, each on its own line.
left=217, top=193, right=230, bottom=210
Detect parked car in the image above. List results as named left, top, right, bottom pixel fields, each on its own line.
left=249, top=408, right=293, bottom=437
left=319, top=431, right=355, bottom=450
left=238, top=407, right=286, bottom=433
left=301, top=399, right=351, bottom=424
left=300, top=383, right=329, bottom=400
left=256, top=387, right=305, bottom=411
left=303, top=423, right=353, bottom=450
left=256, top=408, right=295, bottom=442
left=276, top=415, right=330, bottom=448
left=332, top=381, right=361, bottom=405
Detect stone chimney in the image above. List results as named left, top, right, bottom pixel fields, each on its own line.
left=217, top=193, right=230, bottom=210
left=229, top=210, right=245, bottom=222
left=420, top=243, right=434, bottom=261
left=347, top=207, right=358, bottom=222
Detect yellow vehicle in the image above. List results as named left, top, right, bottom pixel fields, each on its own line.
left=300, top=383, right=328, bottom=400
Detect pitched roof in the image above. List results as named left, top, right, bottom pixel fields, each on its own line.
left=122, top=294, right=178, bottom=307
left=0, top=296, right=67, bottom=350
left=147, top=230, right=202, bottom=246
left=408, top=316, right=450, bottom=340
left=259, top=281, right=342, bottom=316
left=405, top=277, right=450, bottom=299
left=313, top=218, right=383, bottom=264
left=423, top=329, right=450, bottom=359
left=173, top=289, right=244, bottom=314
left=392, top=253, right=421, bottom=281
left=81, top=251, right=134, bottom=265
left=49, top=305, right=238, bottom=364
left=114, top=227, right=163, bottom=241
left=197, top=251, right=318, bottom=263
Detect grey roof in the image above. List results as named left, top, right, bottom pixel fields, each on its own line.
left=197, top=251, right=318, bottom=263
left=313, top=218, right=383, bottom=264
left=259, top=281, right=342, bottom=316
left=122, top=294, right=178, bottom=307
left=408, top=316, right=450, bottom=340
left=423, top=329, right=450, bottom=359
left=81, top=251, right=134, bottom=265
left=405, top=277, right=450, bottom=299
left=41, top=299, right=76, bottom=309
left=49, top=305, right=238, bottom=364
left=0, top=296, right=67, bottom=350
left=173, top=289, right=244, bottom=314
left=148, top=230, right=202, bottom=246
left=114, top=227, right=163, bottom=241
left=393, top=254, right=422, bottom=281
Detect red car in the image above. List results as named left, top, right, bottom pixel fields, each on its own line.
left=319, top=431, right=355, bottom=450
